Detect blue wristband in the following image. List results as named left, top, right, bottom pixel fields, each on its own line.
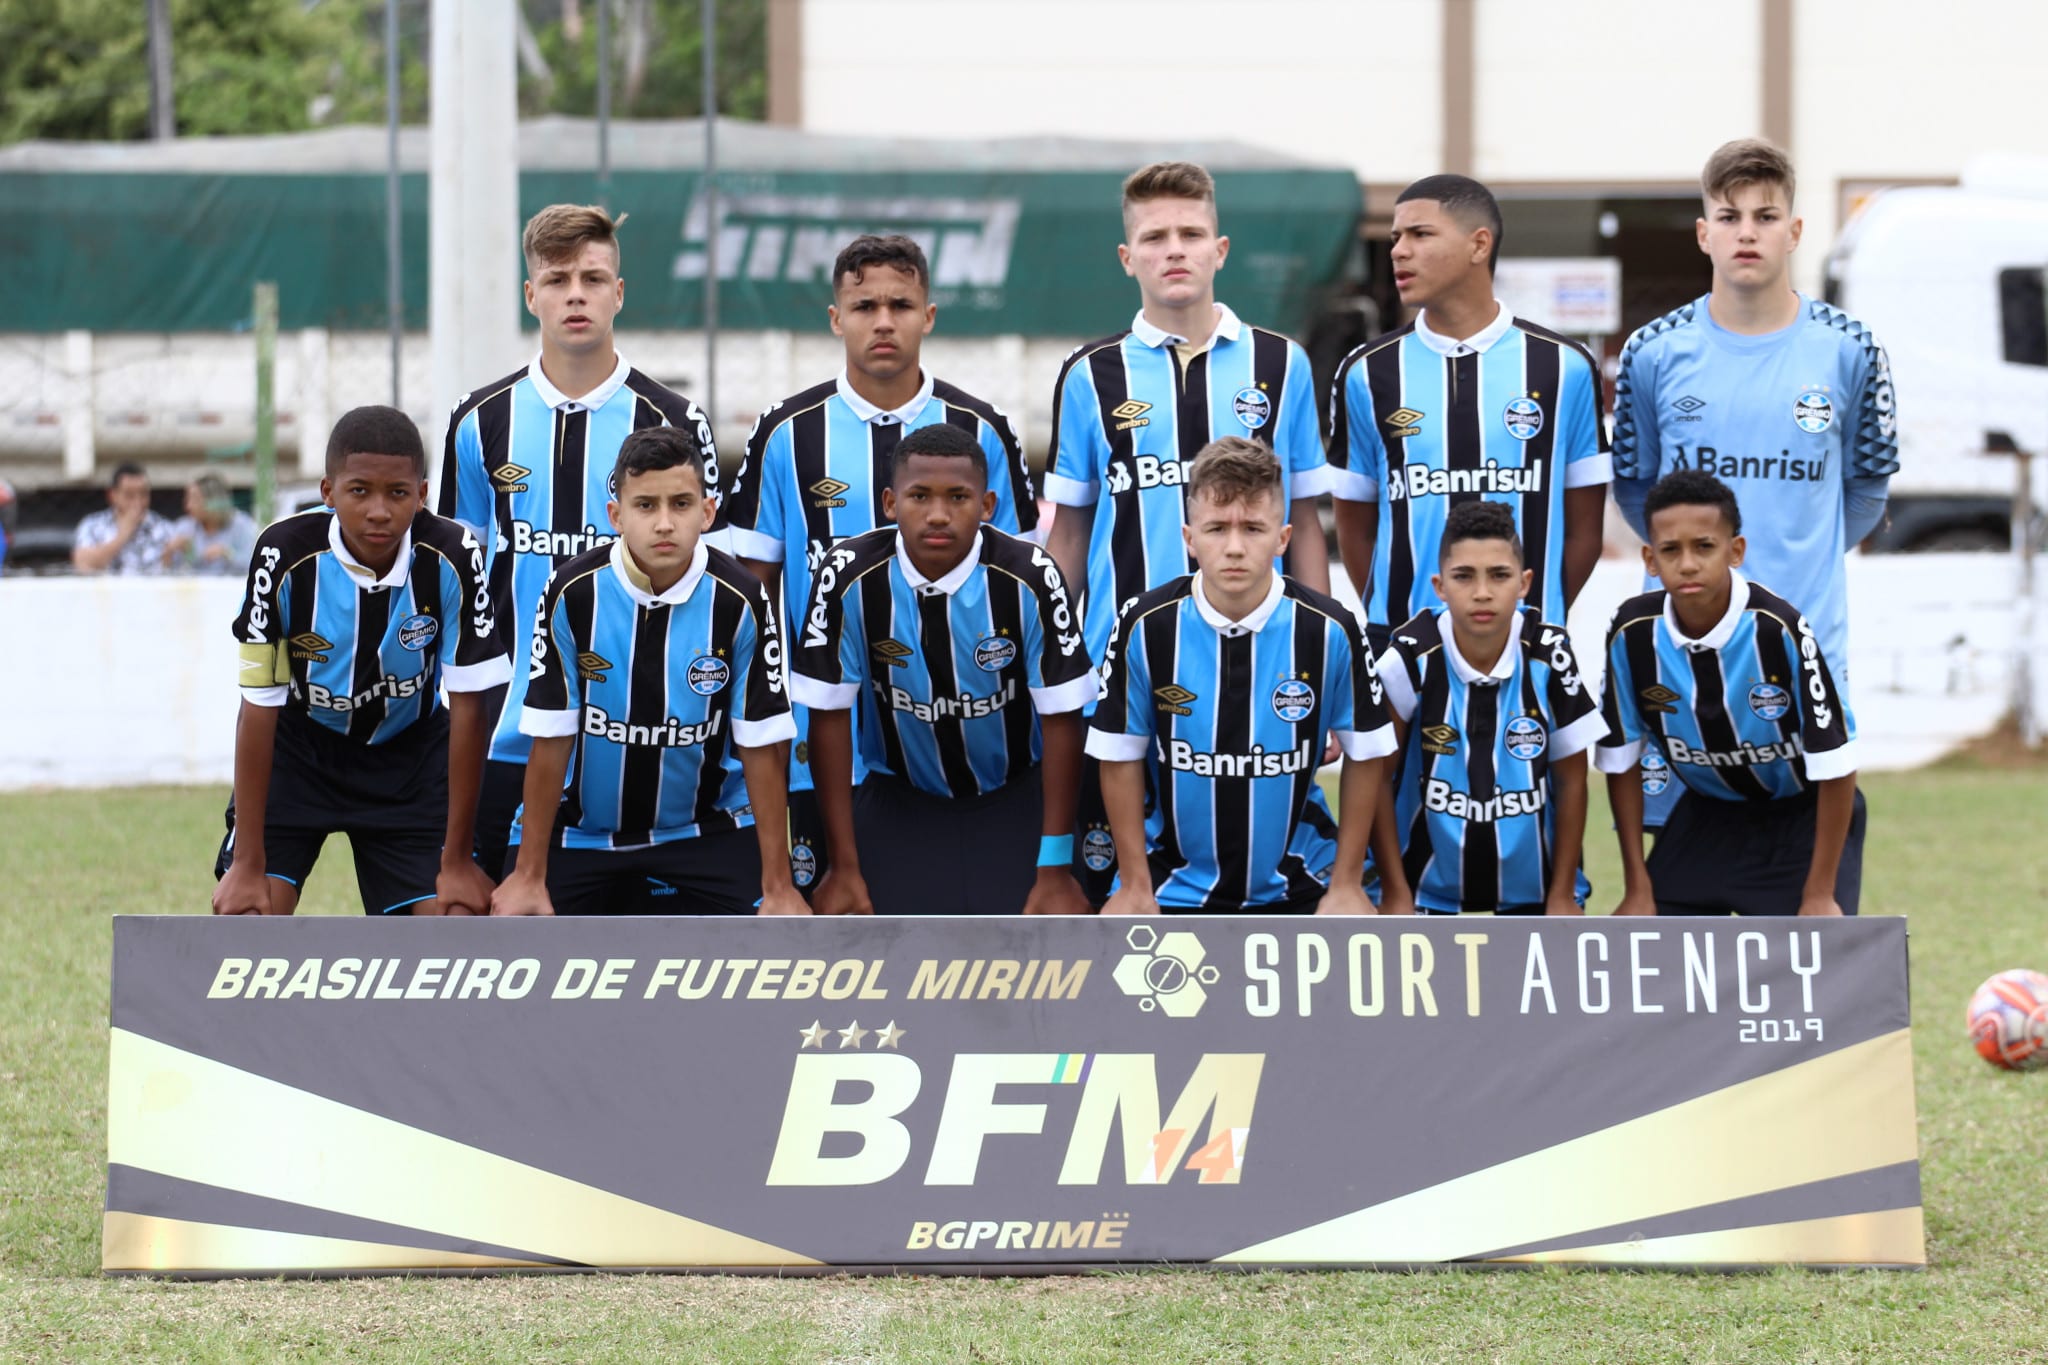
left=1037, top=834, right=1075, bottom=868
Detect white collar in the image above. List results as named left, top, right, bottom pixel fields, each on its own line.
left=1130, top=302, right=1243, bottom=351
left=1438, top=608, right=1522, bottom=684
left=1663, top=569, right=1752, bottom=651
left=608, top=537, right=709, bottom=607
left=528, top=351, right=631, bottom=411
left=1191, top=570, right=1284, bottom=637
left=1415, top=301, right=1514, bottom=357
left=328, top=512, right=411, bottom=589
left=895, top=528, right=983, bottom=597
left=837, top=369, right=935, bottom=426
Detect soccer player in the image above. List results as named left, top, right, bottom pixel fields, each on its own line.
left=491, top=426, right=801, bottom=917
left=72, top=462, right=174, bottom=576
left=1327, top=175, right=1609, bottom=646
left=719, top=234, right=1036, bottom=896
left=1595, top=471, right=1862, bottom=916
left=1371, top=501, right=1606, bottom=916
left=439, top=203, right=716, bottom=882
left=1611, top=138, right=1896, bottom=818
left=1087, top=439, right=1392, bottom=915
left=791, top=424, right=1096, bottom=916
left=1044, top=161, right=1336, bottom=896
left=212, top=406, right=510, bottom=917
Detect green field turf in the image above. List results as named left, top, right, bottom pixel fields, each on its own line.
left=4, top=767, right=2046, bottom=1363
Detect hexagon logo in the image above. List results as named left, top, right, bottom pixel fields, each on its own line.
left=1112, top=926, right=1222, bottom=1018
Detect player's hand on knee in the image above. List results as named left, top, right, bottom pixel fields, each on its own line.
left=1023, top=868, right=1094, bottom=916
left=1314, top=883, right=1375, bottom=916
left=812, top=867, right=873, bottom=916
left=1101, top=885, right=1160, bottom=916
left=213, top=863, right=272, bottom=916
left=489, top=871, right=555, bottom=916
left=1544, top=894, right=1586, bottom=916
left=1612, top=888, right=1657, bottom=916
left=1375, top=885, right=1416, bottom=916
left=757, top=885, right=814, bottom=917
left=1797, top=893, right=1844, bottom=917
left=436, top=856, right=496, bottom=917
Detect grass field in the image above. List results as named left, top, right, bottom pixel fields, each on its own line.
left=4, top=765, right=2047, bottom=1363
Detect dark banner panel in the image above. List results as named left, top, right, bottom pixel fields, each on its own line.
left=105, top=916, right=1922, bottom=1274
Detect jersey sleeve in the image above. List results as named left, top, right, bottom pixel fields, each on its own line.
left=1593, top=614, right=1647, bottom=773
left=438, top=524, right=513, bottom=693
left=1372, top=631, right=1426, bottom=724
left=1019, top=543, right=1095, bottom=714
left=1083, top=601, right=1155, bottom=761
left=731, top=577, right=798, bottom=748
left=518, top=577, right=582, bottom=739
left=1561, top=342, right=1614, bottom=489
left=1610, top=331, right=1661, bottom=537
left=789, top=548, right=863, bottom=712
left=231, top=535, right=291, bottom=707
left=1043, top=348, right=1106, bottom=507
left=437, top=402, right=491, bottom=536
left=1788, top=611, right=1859, bottom=780
left=981, top=407, right=1040, bottom=538
left=1532, top=620, right=1606, bottom=758
left=1328, top=611, right=1397, bottom=760
left=1325, top=349, right=1383, bottom=505
left=1849, top=331, right=1900, bottom=480
left=1279, top=340, right=1336, bottom=500
left=722, top=407, right=786, bottom=561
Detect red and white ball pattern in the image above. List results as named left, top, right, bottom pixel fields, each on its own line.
left=1967, top=968, right=2048, bottom=1071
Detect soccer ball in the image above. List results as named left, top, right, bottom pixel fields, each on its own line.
left=1966, top=969, right=2048, bottom=1071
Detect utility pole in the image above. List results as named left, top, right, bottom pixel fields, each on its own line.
left=702, top=0, right=719, bottom=435
left=147, top=0, right=175, bottom=140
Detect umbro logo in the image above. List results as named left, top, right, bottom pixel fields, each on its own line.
left=1672, top=395, right=1706, bottom=423
left=1111, top=400, right=1152, bottom=432
left=1384, top=408, right=1424, bottom=437
left=578, top=651, right=613, bottom=683
left=1154, top=683, right=1197, bottom=716
left=492, top=463, right=531, bottom=492
left=809, top=476, right=850, bottom=509
left=1640, top=684, right=1681, bottom=715
left=871, top=639, right=914, bottom=668
left=1421, top=723, right=1459, bottom=754
left=287, top=632, right=332, bottom=662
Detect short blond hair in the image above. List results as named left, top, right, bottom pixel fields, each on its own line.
left=522, top=203, right=622, bottom=275
left=1186, top=436, right=1281, bottom=509
left=1701, top=138, right=1796, bottom=208
left=1121, top=161, right=1216, bottom=232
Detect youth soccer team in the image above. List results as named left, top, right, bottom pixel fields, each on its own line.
left=211, top=136, right=1894, bottom=921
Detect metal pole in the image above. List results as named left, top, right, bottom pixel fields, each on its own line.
left=386, top=0, right=403, bottom=407
left=596, top=0, right=611, bottom=207
left=2018, top=448, right=2040, bottom=748
left=147, top=0, right=175, bottom=140
left=254, top=282, right=279, bottom=525
left=702, top=0, right=719, bottom=433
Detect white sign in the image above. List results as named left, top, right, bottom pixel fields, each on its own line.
left=1495, top=257, right=1622, bottom=335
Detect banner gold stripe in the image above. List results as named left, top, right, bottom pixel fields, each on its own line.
left=103, top=1211, right=551, bottom=1273
left=1490, top=1207, right=1927, bottom=1266
left=1218, top=1030, right=1920, bottom=1264
left=106, top=1029, right=821, bottom=1270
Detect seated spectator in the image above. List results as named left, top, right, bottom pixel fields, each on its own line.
left=165, top=473, right=257, bottom=575
left=72, top=463, right=172, bottom=576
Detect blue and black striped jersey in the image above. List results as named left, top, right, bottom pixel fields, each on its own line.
left=438, top=354, right=716, bottom=764
left=1086, top=573, right=1395, bottom=911
left=519, top=541, right=795, bottom=851
left=717, top=370, right=1035, bottom=792
left=791, top=525, right=1094, bottom=799
left=1044, top=305, right=1334, bottom=666
left=1594, top=571, right=1858, bottom=801
left=1377, top=607, right=1606, bottom=914
left=233, top=508, right=511, bottom=743
left=1328, top=309, right=1610, bottom=629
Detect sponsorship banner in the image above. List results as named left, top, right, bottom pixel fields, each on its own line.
left=105, top=916, right=1923, bottom=1275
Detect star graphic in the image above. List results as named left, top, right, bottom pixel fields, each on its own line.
left=875, top=1021, right=906, bottom=1050
left=798, top=1020, right=828, bottom=1049
left=838, top=1019, right=870, bottom=1049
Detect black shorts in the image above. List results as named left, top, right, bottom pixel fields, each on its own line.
left=853, top=769, right=1044, bottom=915
left=543, top=824, right=764, bottom=915
left=475, top=757, right=527, bottom=885
left=1164, top=893, right=1323, bottom=915
left=787, top=787, right=830, bottom=900
left=1648, top=787, right=1867, bottom=916
left=214, top=708, right=448, bottom=915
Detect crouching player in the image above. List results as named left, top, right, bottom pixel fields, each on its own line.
left=792, top=424, right=1096, bottom=915
left=1372, top=502, right=1606, bottom=915
left=1596, top=470, right=1862, bottom=916
left=1087, top=438, right=1394, bottom=914
left=491, top=426, right=804, bottom=915
left=214, top=406, right=510, bottom=916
